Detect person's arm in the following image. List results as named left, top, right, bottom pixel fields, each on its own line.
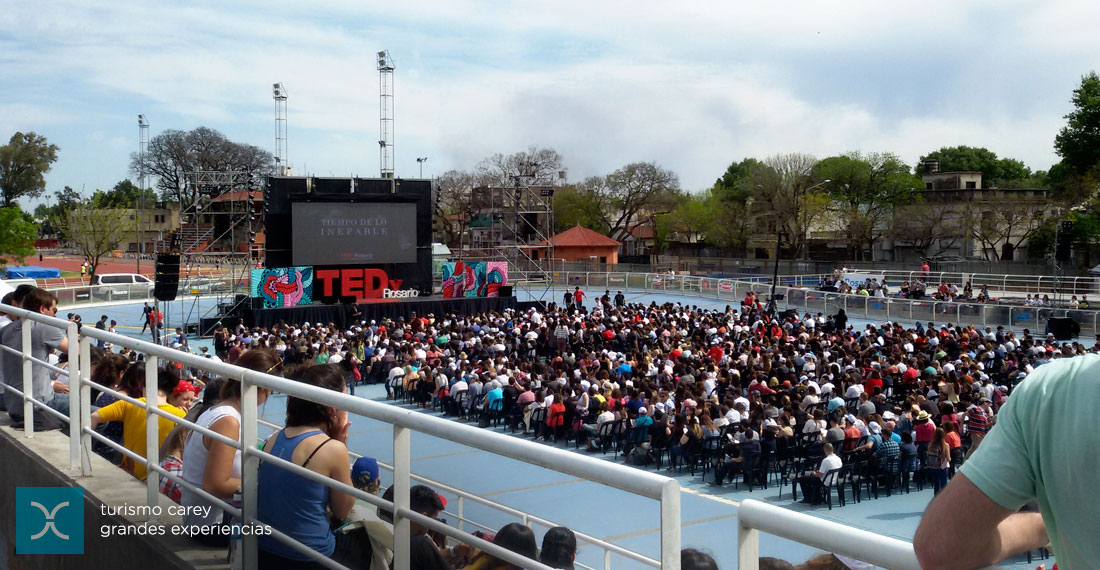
left=325, top=421, right=355, bottom=521
left=914, top=473, right=1047, bottom=569
left=90, top=400, right=126, bottom=429
left=203, top=415, right=243, bottom=498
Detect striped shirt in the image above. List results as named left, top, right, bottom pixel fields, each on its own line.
left=967, top=404, right=988, bottom=434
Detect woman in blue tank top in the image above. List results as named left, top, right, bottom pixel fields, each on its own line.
left=258, top=364, right=354, bottom=568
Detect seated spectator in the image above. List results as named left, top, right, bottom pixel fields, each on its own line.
left=465, top=522, right=537, bottom=570
left=797, top=443, right=843, bottom=505
left=681, top=548, right=719, bottom=570
left=89, top=365, right=184, bottom=481
left=256, top=364, right=354, bottom=566
left=539, top=526, right=577, bottom=569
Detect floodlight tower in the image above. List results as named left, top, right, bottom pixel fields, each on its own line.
left=273, top=83, right=288, bottom=175
left=137, top=114, right=149, bottom=272
left=377, top=50, right=395, bottom=179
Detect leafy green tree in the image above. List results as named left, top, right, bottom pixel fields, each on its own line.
left=1054, top=71, right=1100, bottom=176
left=654, top=190, right=709, bottom=251
left=60, top=206, right=136, bottom=279
left=815, top=152, right=920, bottom=259
left=917, top=146, right=1032, bottom=187
left=746, top=153, right=819, bottom=255
left=0, top=206, right=39, bottom=264
left=89, top=179, right=157, bottom=208
left=0, top=132, right=60, bottom=207
left=585, top=162, right=680, bottom=238
left=552, top=185, right=607, bottom=233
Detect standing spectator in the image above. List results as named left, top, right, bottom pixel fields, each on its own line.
left=614, top=290, right=626, bottom=309
left=926, top=427, right=950, bottom=495
left=573, top=287, right=586, bottom=310
left=95, top=314, right=108, bottom=349
left=965, top=396, right=990, bottom=460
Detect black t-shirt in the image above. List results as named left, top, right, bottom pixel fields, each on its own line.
left=410, top=532, right=453, bottom=570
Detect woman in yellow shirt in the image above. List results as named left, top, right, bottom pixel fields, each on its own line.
left=91, top=364, right=185, bottom=481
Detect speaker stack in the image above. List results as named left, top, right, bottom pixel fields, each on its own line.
left=154, top=253, right=180, bottom=302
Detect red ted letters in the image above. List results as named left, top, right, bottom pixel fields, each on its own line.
left=316, top=268, right=404, bottom=300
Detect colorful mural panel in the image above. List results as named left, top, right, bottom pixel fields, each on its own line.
left=250, top=267, right=314, bottom=308
left=441, top=261, right=508, bottom=299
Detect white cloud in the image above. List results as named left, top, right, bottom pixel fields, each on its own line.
left=2, top=0, right=1097, bottom=200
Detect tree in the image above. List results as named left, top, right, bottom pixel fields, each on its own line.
left=0, top=132, right=60, bottom=207
left=131, top=127, right=273, bottom=210
left=61, top=206, right=136, bottom=278
left=552, top=185, right=606, bottom=233
left=89, top=179, right=157, bottom=209
left=655, top=190, right=710, bottom=251
left=888, top=199, right=964, bottom=258
left=0, top=206, right=38, bottom=264
left=814, top=152, right=921, bottom=259
left=589, top=161, right=681, bottom=238
left=1054, top=71, right=1100, bottom=176
left=433, top=169, right=493, bottom=249
left=746, top=153, right=818, bottom=255
left=32, top=186, right=82, bottom=236
left=964, top=204, right=1050, bottom=261
left=476, top=146, right=565, bottom=186
left=917, top=146, right=1032, bottom=187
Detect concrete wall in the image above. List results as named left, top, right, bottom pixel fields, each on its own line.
left=0, top=420, right=228, bottom=570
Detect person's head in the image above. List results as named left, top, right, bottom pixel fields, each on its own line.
left=405, top=484, right=445, bottom=532
left=931, top=427, right=945, bottom=447
left=681, top=548, right=719, bottom=570
left=540, top=526, right=577, bottom=569
left=490, top=522, right=538, bottom=569
left=12, top=284, right=36, bottom=307
left=286, top=364, right=347, bottom=435
left=351, top=456, right=381, bottom=494
left=168, top=379, right=198, bottom=411
left=823, top=442, right=835, bottom=456
left=221, top=348, right=280, bottom=404
left=157, top=366, right=180, bottom=397
left=21, top=288, right=58, bottom=316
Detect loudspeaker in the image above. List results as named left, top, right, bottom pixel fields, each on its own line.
left=498, top=285, right=514, bottom=297
left=1045, top=317, right=1079, bottom=341
left=154, top=253, right=180, bottom=302
left=1056, top=220, right=1073, bottom=262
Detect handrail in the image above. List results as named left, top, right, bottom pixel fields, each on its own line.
left=1, top=300, right=680, bottom=570
left=737, top=499, right=921, bottom=570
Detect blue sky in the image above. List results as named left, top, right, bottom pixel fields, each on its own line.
left=2, top=0, right=1098, bottom=208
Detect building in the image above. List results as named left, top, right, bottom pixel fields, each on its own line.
left=66, top=203, right=180, bottom=254
left=884, top=170, right=1057, bottom=262
left=532, top=225, right=620, bottom=264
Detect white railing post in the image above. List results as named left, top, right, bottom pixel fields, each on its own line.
left=241, top=371, right=260, bottom=570
left=66, top=322, right=80, bottom=471
left=660, top=479, right=680, bottom=570
left=145, top=354, right=159, bottom=508
left=393, top=425, right=412, bottom=570
left=78, top=335, right=93, bottom=475
left=457, top=496, right=464, bottom=533
left=604, top=550, right=612, bottom=570
left=737, top=518, right=760, bottom=570
left=21, top=316, right=34, bottom=436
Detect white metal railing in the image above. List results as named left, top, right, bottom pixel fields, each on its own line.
left=543, top=271, right=1100, bottom=335
left=43, top=280, right=247, bottom=309
left=737, top=499, right=921, bottom=570
left=0, top=301, right=680, bottom=570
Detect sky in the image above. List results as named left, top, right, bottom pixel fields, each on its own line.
left=2, top=0, right=1099, bottom=208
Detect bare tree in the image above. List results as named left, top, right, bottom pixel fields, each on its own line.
left=130, top=127, right=273, bottom=210
left=889, top=202, right=964, bottom=257
left=476, top=146, right=565, bottom=186
left=434, top=169, right=494, bottom=249
left=62, top=207, right=136, bottom=279
left=965, top=204, right=1050, bottom=260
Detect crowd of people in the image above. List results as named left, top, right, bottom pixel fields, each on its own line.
left=5, top=277, right=1087, bottom=568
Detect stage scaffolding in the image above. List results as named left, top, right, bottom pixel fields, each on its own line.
left=462, top=171, right=559, bottom=305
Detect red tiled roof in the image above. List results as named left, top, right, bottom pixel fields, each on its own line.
left=628, top=225, right=655, bottom=239
left=209, top=191, right=263, bottom=203
left=542, top=225, right=620, bottom=248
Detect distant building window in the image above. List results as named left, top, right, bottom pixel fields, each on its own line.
left=925, top=182, right=933, bottom=190
left=965, top=181, right=976, bottom=189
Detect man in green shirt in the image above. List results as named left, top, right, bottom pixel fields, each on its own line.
left=914, top=354, right=1100, bottom=568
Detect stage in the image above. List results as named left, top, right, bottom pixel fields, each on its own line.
left=243, top=294, right=517, bottom=329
